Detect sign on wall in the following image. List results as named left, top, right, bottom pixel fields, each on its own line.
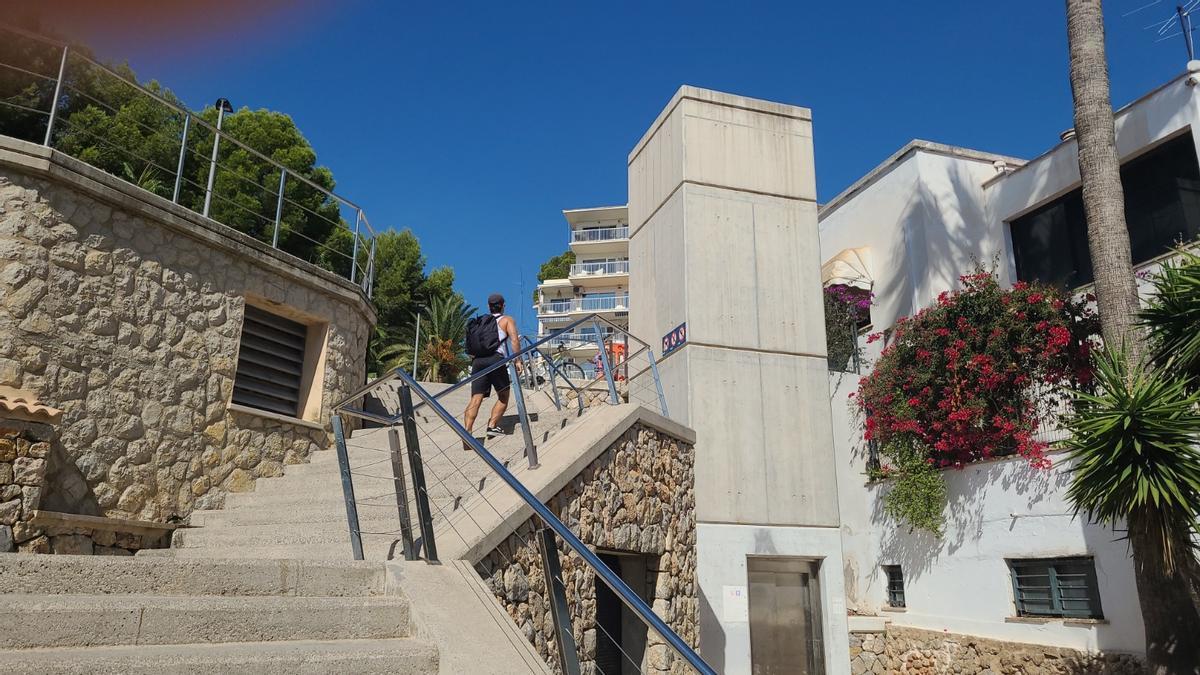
left=662, top=322, right=687, bottom=356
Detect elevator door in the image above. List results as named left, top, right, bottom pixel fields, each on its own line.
left=747, top=557, right=825, bottom=675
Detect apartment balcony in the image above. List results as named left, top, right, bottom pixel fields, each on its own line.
left=569, top=226, right=629, bottom=256
left=537, top=294, right=630, bottom=318
left=569, top=260, right=629, bottom=287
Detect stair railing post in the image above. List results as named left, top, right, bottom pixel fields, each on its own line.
left=646, top=347, right=669, bottom=417
left=592, top=319, right=620, bottom=405
left=398, top=382, right=438, bottom=562
left=43, top=44, right=68, bottom=146
left=271, top=168, right=287, bottom=248
left=172, top=113, right=190, bottom=203
left=386, top=427, right=417, bottom=561
left=507, top=346, right=539, bottom=469
left=331, top=414, right=364, bottom=561
left=537, top=527, right=583, bottom=675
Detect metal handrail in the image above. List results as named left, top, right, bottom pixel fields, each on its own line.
left=0, top=22, right=377, bottom=295
left=570, top=226, right=629, bottom=243
left=333, top=312, right=657, bottom=422
left=392, top=368, right=713, bottom=675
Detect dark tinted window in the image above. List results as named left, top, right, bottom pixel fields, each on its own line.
left=1011, top=132, right=1200, bottom=288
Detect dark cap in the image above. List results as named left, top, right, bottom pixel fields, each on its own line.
left=487, top=293, right=505, bottom=307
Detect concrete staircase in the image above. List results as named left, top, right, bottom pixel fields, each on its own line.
left=0, top=554, right=439, bottom=673
left=148, top=382, right=586, bottom=561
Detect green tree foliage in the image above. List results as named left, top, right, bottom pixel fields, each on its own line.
left=532, top=250, right=575, bottom=301
left=0, top=32, right=467, bottom=377
left=378, top=295, right=475, bottom=383
left=1140, top=248, right=1200, bottom=385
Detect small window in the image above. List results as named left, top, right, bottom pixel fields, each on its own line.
left=1009, top=557, right=1104, bottom=619
left=233, top=304, right=309, bottom=417
left=883, top=565, right=905, bottom=608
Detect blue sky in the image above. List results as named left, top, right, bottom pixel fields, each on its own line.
left=91, top=0, right=1189, bottom=332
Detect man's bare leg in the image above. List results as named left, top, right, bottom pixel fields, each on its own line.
left=487, top=388, right=510, bottom=430
left=463, top=393, right=485, bottom=449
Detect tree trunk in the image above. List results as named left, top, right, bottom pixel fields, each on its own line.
left=1065, top=3, right=1200, bottom=672
left=1064, top=0, right=1143, bottom=364
left=1127, top=508, right=1200, bottom=673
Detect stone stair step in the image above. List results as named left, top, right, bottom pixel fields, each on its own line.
left=0, top=637, right=439, bottom=673
left=0, top=595, right=412, bottom=649
left=0, top=554, right=387, bottom=597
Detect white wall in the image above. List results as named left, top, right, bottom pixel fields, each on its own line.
left=818, top=148, right=1003, bottom=333
left=831, top=374, right=1146, bottom=654
left=819, top=71, right=1200, bottom=660
left=696, top=523, right=849, bottom=675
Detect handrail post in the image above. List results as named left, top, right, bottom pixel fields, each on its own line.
left=331, top=415, right=364, bottom=561
left=271, top=168, right=287, bottom=247
left=399, top=382, right=437, bottom=562
left=537, top=528, right=582, bottom=675
left=350, top=209, right=363, bottom=283
left=202, top=103, right=228, bottom=218
left=592, top=319, right=620, bottom=405
left=172, top=113, right=190, bottom=203
left=646, top=347, right=669, bottom=417
left=43, top=45, right=68, bottom=146
left=366, top=237, right=377, bottom=298
left=507, top=349, right=539, bottom=469
left=387, top=427, right=417, bottom=561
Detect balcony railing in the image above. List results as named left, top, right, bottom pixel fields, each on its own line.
left=538, top=295, right=629, bottom=315
left=570, top=260, right=630, bottom=276
left=571, top=226, right=629, bottom=243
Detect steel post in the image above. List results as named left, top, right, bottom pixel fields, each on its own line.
left=42, top=45, right=69, bottom=146
left=350, top=209, right=362, bottom=283
left=399, top=383, right=438, bottom=562
left=331, top=415, right=364, bottom=561
left=592, top=320, right=620, bottom=405
left=537, top=528, right=582, bottom=675
left=202, top=105, right=227, bottom=218
left=507, top=357, right=539, bottom=469
left=646, top=348, right=669, bottom=417
left=172, top=114, right=190, bottom=203
left=366, top=237, right=377, bottom=298
left=271, top=168, right=287, bottom=247
left=387, top=428, right=417, bottom=560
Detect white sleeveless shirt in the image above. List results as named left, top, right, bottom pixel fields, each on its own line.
left=493, top=313, right=507, bottom=355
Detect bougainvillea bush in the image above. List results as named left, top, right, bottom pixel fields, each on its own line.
left=855, top=270, right=1099, bottom=534
left=824, top=284, right=872, bottom=372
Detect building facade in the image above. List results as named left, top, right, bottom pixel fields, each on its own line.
left=535, top=205, right=631, bottom=376
left=820, top=64, right=1200, bottom=662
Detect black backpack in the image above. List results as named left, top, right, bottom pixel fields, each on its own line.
left=465, top=314, right=502, bottom=358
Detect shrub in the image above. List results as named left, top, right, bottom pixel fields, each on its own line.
left=855, top=270, right=1099, bottom=534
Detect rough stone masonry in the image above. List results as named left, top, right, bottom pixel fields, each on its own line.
left=0, top=148, right=373, bottom=524
left=476, top=422, right=698, bottom=674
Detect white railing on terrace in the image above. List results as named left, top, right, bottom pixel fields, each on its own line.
left=570, top=260, right=630, bottom=276
left=571, top=226, right=629, bottom=243
left=538, top=295, right=630, bottom=314
left=0, top=24, right=377, bottom=297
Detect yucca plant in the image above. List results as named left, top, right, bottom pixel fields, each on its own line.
left=1062, top=347, right=1200, bottom=670
left=1140, top=247, right=1200, bottom=385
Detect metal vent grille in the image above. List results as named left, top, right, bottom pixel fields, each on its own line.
left=232, top=305, right=307, bottom=417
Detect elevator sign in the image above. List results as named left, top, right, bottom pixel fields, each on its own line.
left=662, top=322, right=687, bottom=356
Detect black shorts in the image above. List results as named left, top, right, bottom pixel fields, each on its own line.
left=470, top=354, right=511, bottom=398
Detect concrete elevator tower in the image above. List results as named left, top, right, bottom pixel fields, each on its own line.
left=627, top=87, right=849, bottom=674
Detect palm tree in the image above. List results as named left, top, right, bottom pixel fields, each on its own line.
left=376, top=296, right=475, bottom=383
left=1064, top=3, right=1200, bottom=669
left=1065, top=0, right=1143, bottom=361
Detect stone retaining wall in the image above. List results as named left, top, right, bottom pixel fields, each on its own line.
left=849, top=625, right=1145, bottom=674
left=0, top=147, right=373, bottom=523
left=0, top=421, right=49, bottom=552
left=475, top=422, right=697, bottom=674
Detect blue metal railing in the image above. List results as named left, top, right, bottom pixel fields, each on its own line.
left=331, top=314, right=699, bottom=673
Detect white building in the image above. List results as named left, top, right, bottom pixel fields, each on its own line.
left=534, top=205, right=630, bottom=374
left=820, top=64, right=1200, bottom=659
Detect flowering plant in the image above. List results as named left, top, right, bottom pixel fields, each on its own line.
left=824, top=284, right=872, bottom=372
left=855, top=269, right=1098, bottom=534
